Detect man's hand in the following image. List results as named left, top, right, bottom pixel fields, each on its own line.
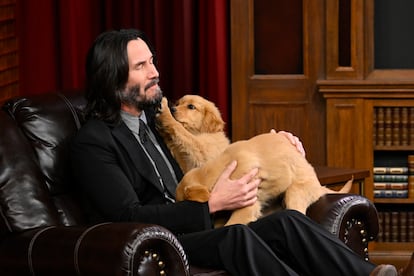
left=208, top=160, right=260, bottom=214
left=271, top=129, right=306, bottom=157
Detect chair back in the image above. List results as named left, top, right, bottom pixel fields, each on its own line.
left=0, top=92, right=86, bottom=238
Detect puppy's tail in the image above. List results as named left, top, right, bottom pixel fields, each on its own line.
left=321, top=175, right=353, bottom=195
left=337, top=176, right=354, bottom=193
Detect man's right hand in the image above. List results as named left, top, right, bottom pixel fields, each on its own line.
left=208, top=160, right=260, bottom=214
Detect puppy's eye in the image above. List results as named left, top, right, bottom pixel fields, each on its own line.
left=187, top=104, right=196, bottom=110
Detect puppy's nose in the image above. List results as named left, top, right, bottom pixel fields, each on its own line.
left=170, top=106, right=176, bottom=113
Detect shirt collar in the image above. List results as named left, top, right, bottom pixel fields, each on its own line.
left=120, top=110, right=148, bottom=134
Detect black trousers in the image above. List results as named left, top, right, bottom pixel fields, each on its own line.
left=178, top=210, right=376, bottom=276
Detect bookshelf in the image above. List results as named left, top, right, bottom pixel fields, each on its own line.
left=319, top=92, right=414, bottom=268
left=317, top=0, right=414, bottom=268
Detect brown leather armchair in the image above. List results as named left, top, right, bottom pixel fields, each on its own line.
left=0, top=92, right=379, bottom=275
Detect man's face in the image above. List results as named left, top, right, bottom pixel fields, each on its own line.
left=120, top=38, right=163, bottom=112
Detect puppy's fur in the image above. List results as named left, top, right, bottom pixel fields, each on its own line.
left=175, top=132, right=352, bottom=226
left=156, top=95, right=230, bottom=173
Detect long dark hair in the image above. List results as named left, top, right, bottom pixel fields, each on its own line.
left=83, top=29, right=155, bottom=123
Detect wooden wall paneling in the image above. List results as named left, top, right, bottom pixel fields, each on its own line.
left=325, top=97, right=372, bottom=194
left=249, top=101, right=308, bottom=140
left=230, top=0, right=251, bottom=141
left=231, top=0, right=326, bottom=165
left=326, top=0, right=364, bottom=80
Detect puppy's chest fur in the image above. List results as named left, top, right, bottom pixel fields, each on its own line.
left=156, top=96, right=230, bottom=173
left=166, top=131, right=229, bottom=173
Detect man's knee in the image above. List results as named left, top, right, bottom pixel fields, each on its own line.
left=222, top=224, right=261, bottom=242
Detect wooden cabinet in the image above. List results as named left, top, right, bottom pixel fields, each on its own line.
left=231, top=0, right=414, bottom=266
left=321, top=88, right=414, bottom=267
left=319, top=0, right=414, bottom=268
left=230, top=0, right=326, bottom=165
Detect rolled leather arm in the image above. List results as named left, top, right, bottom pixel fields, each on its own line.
left=307, top=194, right=379, bottom=261
left=0, top=223, right=189, bottom=276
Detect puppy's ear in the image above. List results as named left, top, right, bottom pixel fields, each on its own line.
left=201, top=107, right=225, bottom=133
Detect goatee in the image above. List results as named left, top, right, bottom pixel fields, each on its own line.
left=120, top=82, right=163, bottom=111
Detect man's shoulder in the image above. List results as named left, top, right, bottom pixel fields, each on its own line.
left=80, top=119, right=109, bottom=131
left=75, top=119, right=113, bottom=141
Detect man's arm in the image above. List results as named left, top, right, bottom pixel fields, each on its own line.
left=70, top=120, right=212, bottom=234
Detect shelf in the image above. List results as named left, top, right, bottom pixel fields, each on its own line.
left=369, top=242, right=414, bottom=268
left=374, top=146, right=414, bottom=151
left=374, top=198, right=414, bottom=204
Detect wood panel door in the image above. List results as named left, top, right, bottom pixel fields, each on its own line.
left=230, top=0, right=326, bottom=165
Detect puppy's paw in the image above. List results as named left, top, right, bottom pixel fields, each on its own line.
left=156, top=97, right=175, bottom=129
left=184, top=185, right=210, bottom=202
left=160, top=97, right=169, bottom=111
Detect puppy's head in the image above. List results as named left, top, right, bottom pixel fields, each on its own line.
left=171, top=95, right=225, bottom=134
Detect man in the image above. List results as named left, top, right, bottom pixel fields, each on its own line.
left=71, top=29, right=410, bottom=275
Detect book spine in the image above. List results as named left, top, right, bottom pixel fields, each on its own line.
left=373, top=182, right=408, bottom=190
left=401, top=107, right=409, bottom=146
left=377, top=212, right=384, bottom=242
left=383, top=212, right=391, bottom=242
left=408, top=212, right=414, bottom=242
left=373, top=174, right=408, bottom=182
left=377, top=107, right=385, bottom=146
left=392, top=107, right=401, bottom=146
left=400, top=212, right=408, bottom=242
left=391, top=211, right=399, bottom=242
left=373, top=167, right=409, bottom=175
left=373, top=106, right=377, bottom=146
left=374, top=190, right=408, bottom=198
left=385, top=107, right=392, bottom=146
left=410, top=107, right=414, bottom=145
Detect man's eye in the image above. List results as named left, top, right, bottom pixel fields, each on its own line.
left=188, top=104, right=196, bottom=110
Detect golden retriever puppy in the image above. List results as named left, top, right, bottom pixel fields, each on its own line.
left=175, top=132, right=352, bottom=226
left=156, top=95, right=230, bottom=173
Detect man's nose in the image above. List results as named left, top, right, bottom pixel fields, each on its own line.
left=148, top=64, right=159, bottom=78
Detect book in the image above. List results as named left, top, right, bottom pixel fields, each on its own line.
left=408, top=212, right=414, bottom=242
left=400, top=212, right=408, bottom=242
left=377, top=212, right=384, bottom=242
left=373, top=107, right=377, bottom=146
left=391, top=211, right=399, bottom=242
left=373, top=167, right=409, bottom=175
left=376, top=107, right=385, bottom=146
left=374, top=189, right=408, bottom=198
left=373, top=174, right=408, bottom=182
left=409, top=176, right=414, bottom=199
left=410, top=107, right=414, bottom=145
left=408, top=155, right=414, bottom=174
left=373, top=182, right=408, bottom=190
left=384, top=107, right=392, bottom=146
left=392, top=107, right=401, bottom=146
left=401, top=107, right=409, bottom=146
left=383, top=212, right=391, bottom=242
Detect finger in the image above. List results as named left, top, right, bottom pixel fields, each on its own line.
left=247, top=178, right=261, bottom=191
left=270, top=129, right=277, bottom=134
left=243, top=194, right=258, bottom=206
left=296, top=140, right=306, bottom=157
left=239, top=167, right=259, bottom=183
left=218, top=160, right=238, bottom=180
left=279, top=130, right=295, bottom=144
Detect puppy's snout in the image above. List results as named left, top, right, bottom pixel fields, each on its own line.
left=170, top=106, right=177, bottom=113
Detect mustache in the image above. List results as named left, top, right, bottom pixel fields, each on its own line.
left=144, top=78, right=159, bottom=91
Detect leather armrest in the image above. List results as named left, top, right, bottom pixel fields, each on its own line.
left=0, top=223, right=190, bottom=276
left=307, top=193, right=379, bottom=260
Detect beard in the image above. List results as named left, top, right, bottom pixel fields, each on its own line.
left=120, top=79, right=163, bottom=111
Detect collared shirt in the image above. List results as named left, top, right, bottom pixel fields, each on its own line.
left=121, top=110, right=178, bottom=202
